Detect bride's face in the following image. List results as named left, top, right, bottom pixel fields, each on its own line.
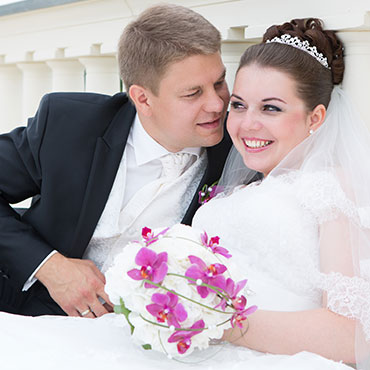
left=227, top=64, right=314, bottom=177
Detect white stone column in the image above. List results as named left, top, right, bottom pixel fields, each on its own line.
left=78, top=56, right=119, bottom=95
left=337, top=31, right=370, bottom=128
left=46, top=60, right=85, bottom=92
left=17, top=62, right=52, bottom=122
left=0, top=64, right=22, bottom=133
left=221, top=42, right=253, bottom=92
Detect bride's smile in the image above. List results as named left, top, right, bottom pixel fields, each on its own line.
left=242, top=138, right=273, bottom=151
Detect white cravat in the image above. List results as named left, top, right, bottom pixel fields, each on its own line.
left=122, top=152, right=194, bottom=213
left=160, top=152, right=193, bottom=179
left=114, top=152, right=194, bottom=231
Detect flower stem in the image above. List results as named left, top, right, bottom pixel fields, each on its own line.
left=139, top=314, right=230, bottom=331
left=161, top=234, right=234, bottom=279
left=167, top=273, right=229, bottom=299
left=142, top=279, right=233, bottom=315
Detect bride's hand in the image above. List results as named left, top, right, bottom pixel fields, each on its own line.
left=35, top=252, right=114, bottom=318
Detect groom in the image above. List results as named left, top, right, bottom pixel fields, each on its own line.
left=0, top=4, right=231, bottom=317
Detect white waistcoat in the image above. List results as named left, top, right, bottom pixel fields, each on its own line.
left=83, top=150, right=207, bottom=273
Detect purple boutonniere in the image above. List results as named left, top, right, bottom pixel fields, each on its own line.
left=198, top=181, right=224, bottom=205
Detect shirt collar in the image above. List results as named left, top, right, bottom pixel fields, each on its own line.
left=128, top=114, right=202, bottom=166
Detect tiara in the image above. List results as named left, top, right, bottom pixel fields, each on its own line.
left=265, top=34, right=330, bottom=69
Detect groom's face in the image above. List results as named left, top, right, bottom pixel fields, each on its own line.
left=140, top=53, right=230, bottom=152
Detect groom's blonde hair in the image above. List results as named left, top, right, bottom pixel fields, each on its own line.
left=118, top=3, right=221, bottom=94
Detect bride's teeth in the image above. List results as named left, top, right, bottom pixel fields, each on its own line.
left=243, top=139, right=271, bottom=148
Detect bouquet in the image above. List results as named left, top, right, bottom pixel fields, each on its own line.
left=105, top=224, right=257, bottom=358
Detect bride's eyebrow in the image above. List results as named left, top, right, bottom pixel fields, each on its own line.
left=262, top=97, right=287, bottom=104
left=231, top=93, right=244, bottom=101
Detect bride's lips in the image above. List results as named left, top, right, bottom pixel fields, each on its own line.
left=197, top=117, right=221, bottom=129
left=242, top=137, right=274, bottom=153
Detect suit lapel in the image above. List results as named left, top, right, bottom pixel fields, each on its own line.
left=68, top=100, right=136, bottom=258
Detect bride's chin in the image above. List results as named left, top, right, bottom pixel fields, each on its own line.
left=242, top=158, right=266, bottom=173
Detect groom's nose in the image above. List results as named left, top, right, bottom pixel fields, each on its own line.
left=202, top=89, right=227, bottom=113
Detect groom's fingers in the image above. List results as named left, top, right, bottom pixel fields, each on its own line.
left=103, top=302, right=114, bottom=312
left=89, top=262, right=106, bottom=284
left=76, top=306, right=95, bottom=319
left=35, top=253, right=112, bottom=318
left=89, top=301, right=107, bottom=317
left=86, top=288, right=114, bottom=317
left=98, top=287, right=114, bottom=308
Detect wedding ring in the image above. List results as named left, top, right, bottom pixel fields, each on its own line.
left=80, top=308, right=91, bottom=317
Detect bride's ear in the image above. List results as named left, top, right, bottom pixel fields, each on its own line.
left=308, top=104, right=326, bottom=133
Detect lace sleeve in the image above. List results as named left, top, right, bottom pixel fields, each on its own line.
left=291, top=171, right=370, bottom=340
left=318, top=271, right=370, bottom=340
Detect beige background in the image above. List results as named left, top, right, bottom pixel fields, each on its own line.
left=0, top=0, right=369, bottom=133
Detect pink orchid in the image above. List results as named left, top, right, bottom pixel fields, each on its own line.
left=141, top=227, right=170, bottom=246
left=230, top=305, right=258, bottom=329
left=185, top=255, right=226, bottom=298
left=200, top=231, right=231, bottom=258
left=168, top=320, right=205, bottom=354
left=146, top=292, right=187, bottom=328
left=127, top=247, right=168, bottom=288
left=215, top=278, right=247, bottom=311
left=198, top=183, right=224, bottom=205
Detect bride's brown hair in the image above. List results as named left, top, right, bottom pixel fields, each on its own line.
left=238, top=18, right=344, bottom=110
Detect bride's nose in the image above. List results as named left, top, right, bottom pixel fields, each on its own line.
left=241, top=110, right=263, bottom=131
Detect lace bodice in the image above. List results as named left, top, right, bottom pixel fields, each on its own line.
left=193, top=170, right=370, bottom=328
left=193, top=172, right=322, bottom=310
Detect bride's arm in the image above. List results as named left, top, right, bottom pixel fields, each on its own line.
left=223, top=307, right=355, bottom=363
left=224, top=213, right=358, bottom=363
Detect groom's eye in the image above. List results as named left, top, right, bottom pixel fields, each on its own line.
left=184, top=90, right=200, bottom=98
left=214, top=79, right=225, bottom=89
left=263, top=104, right=281, bottom=112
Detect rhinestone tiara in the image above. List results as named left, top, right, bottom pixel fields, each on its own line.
left=265, top=34, right=330, bottom=69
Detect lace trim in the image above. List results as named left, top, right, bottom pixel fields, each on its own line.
left=318, top=271, right=370, bottom=340
left=275, top=171, right=367, bottom=227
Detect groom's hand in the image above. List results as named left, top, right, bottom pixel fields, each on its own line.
left=35, top=252, right=114, bottom=318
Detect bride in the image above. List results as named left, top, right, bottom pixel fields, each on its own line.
left=1, top=18, right=369, bottom=370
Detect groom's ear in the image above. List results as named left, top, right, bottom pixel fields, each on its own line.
left=129, top=84, right=153, bottom=117
left=308, top=104, right=326, bottom=132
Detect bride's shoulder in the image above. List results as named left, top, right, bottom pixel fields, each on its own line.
left=270, top=169, right=343, bottom=188
left=279, top=169, right=355, bottom=222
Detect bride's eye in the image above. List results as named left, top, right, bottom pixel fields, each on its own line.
left=230, top=101, right=245, bottom=110
left=263, top=104, right=282, bottom=112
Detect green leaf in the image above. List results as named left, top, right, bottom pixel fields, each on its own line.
left=142, top=344, right=152, bottom=350
left=114, top=298, right=135, bottom=334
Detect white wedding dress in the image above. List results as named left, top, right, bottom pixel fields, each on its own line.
left=0, top=171, right=356, bottom=370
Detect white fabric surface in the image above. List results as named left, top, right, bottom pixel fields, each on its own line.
left=0, top=311, right=350, bottom=370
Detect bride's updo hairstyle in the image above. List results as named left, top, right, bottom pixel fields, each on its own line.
left=238, top=18, right=344, bottom=110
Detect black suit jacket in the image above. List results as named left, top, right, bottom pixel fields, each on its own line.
left=0, top=92, right=232, bottom=314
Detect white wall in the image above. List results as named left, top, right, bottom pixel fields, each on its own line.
left=0, top=0, right=370, bottom=132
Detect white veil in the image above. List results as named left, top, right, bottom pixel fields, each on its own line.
left=219, top=86, right=370, bottom=368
